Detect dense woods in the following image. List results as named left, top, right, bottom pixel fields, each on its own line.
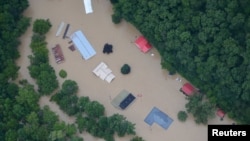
left=111, top=0, right=250, bottom=124
left=0, top=0, right=30, bottom=140
left=0, top=0, right=30, bottom=87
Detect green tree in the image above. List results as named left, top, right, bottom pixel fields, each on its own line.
left=85, top=101, right=105, bottom=118
left=130, top=136, right=145, bottom=141
left=50, top=80, right=79, bottom=116
left=41, top=105, right=59, bottom=130
left=112, top=13, right=122, bottom=24
left=69, top=136, right=84, bottom=141
left=110, top=0, right=119, bottom=4
left=17, top=112, right=42, bottom=140
left=33, top=19, right=52, bottom=35
left=97, top=116, right=114, bottom=138
left=49, top=130, right=64, bottom=141
left=59, top=69, right=67, bottom=78
left=76, top=115, right=87, bottom=133
left=77, top=96, right=90, bottom=113
left=13, top=16, right=31, bottom=37
left=108, top=114, right=135, bottom=137
left=185, top=94, right=215, bottom=125
left=116, top=120, right=135, bottom=137
left=61, top=79, right=78, bottom=94
left=65, top=124, right=77, bottom=137
left=27, top=63, right=39, bottom=78
left=81, top=117, right=96, bottom=133
left=16, top=84, right=40, bottom=112
left=177, top=111, right=188, bottom=122
left=121, top=64, right=131, bottom=74
left=1, top=60, right=20, bottom=81
left=5, top=129, right=18, bottom=141
left=51, top=122, right=79, bottom=140
left=37, top=70, right=58, bottom=95
left=32, top=46, right=49, bottom=64
left=59, top=94, right=79, bottom=116
left=6, top=82, right=19, bottom=98
left=30, top=34, right=47, bottom=51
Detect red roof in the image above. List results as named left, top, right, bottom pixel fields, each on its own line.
left=52, top=44, right=65, bottom=64
left=181, top=83, right=195, bottom=96
left=135, top=36, right=152, bottom=53
left=216, top=109, right=225, bottom=118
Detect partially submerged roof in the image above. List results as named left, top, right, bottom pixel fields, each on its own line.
left=181, top=83, right=196, bottom=96
left=83, top=0, right=93, bottom=14
left=135, top=36, right=152, bottom=53
left=70, top=30, right=96, bottom=60
left=144, top=107, right=173, bottom=130
left=92, top=62, right=115, bottom=83
left=52, top=44, right=65, bottom=64
left=111, top=89, right=136, bottom=110
left=216, top=109, right=226, bottom=118
left=111, top=90, right=130, bottom=109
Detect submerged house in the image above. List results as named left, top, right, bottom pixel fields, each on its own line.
left=180, top=83, right=197, bottom=96
left=70, top=30, right=96, bottom=60
left=135, top=36, right=152, bottom=53
left=216, top=109, right=226, bottom=120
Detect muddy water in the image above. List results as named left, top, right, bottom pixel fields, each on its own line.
left=16, top=0, right=234, bottom=140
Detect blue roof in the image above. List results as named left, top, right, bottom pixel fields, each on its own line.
left=144, top=107, right=173, bottom=130
left=70, top=30, right=96, bottom=60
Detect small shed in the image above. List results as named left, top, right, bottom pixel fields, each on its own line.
left=135, top=36, right=152, bottom=53
left=180, top=83, right=196, bottom=96
left=52, top=44, right=65, bottom=64
left=216, top=109, right=226, bottom=120
left=70, top=30, right=96, bottom=60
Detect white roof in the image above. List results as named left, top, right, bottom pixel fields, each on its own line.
left=93, top=62, right=115, bottom=83
left=105, top=73, right=115, bottom=83
left=83, top=0, right=93, bottom=14
left=70, top=30, right=96, bottom=60
left=93, top=62, right=107, bottom=76
left=56, top=22, right=65, bottom=37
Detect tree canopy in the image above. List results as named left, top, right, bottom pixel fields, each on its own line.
left=0, top=0, right=31, bottom=140
left=32, top=19, right=52, bottom=35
